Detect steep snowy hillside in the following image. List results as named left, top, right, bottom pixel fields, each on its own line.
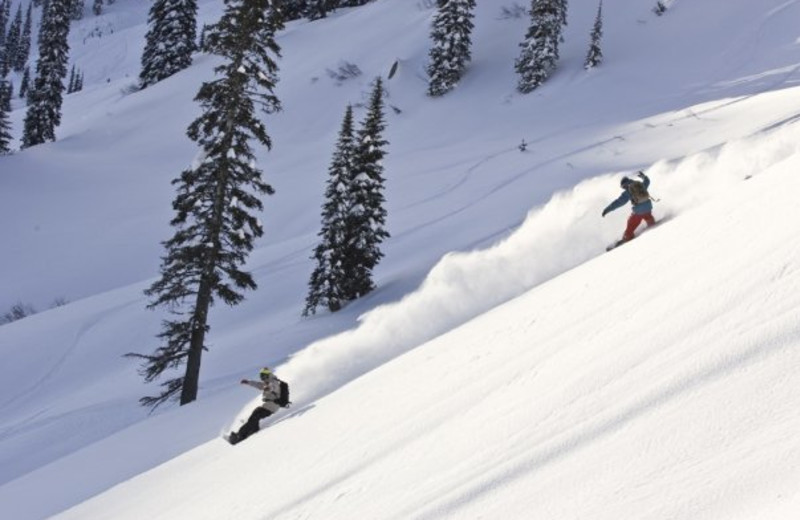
left=54, top=133, right=800, bottom=520
left=1, top=0, right=800, bottom=518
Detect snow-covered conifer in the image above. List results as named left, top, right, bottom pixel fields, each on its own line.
left=0, top=77, right=12, bottom=154
left=130, top=0, right=283, bottom=408
left=70, top=0, right=85, bottom=20
left=278, top=0, right=307, bottom=21
left=343, top=77, right=389, bottom=298
left=337, top=0, right=372, bottom=7
left=515, top=0, right=566, bottom=94
left=303, top=105, right=357, bottom=316
left=304, top=0, right=332, bottom=20
left=21, top=0, right=71, bottom=148
left=4, top=4, right=22, bottom=75
left=426, top=0, right=476, bottom=97
left=19, top=65, right=30, bottom=98
left=139, top=0, right=198, bottom=88
left=67, top=64, right=76, bottom=93
left=584, top=1, right=603, bottom=70
left=14, top=2, right=33, bottom=72
left=92, top=0, right=101, bottom=15
left=0, top=0, right=9, bottom=48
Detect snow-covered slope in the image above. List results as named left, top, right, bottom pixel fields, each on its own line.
left=1, top=0, right=799, bottom=518
left=54, top=140, right=800, bottom=519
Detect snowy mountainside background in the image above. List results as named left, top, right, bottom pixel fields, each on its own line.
left=1, top=0, right=799, bottom=518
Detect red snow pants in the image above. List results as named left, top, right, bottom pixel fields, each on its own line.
left=624, top=212, right=655, bottom=241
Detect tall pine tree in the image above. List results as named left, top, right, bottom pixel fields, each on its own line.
left=304, top=105, right=357, bottom=316
left=277, top=0, right=307, bottom=21
left=342, top=77, right=389, bottom=299
left=139, top=0, right=198, bottom=88
left=515, top=0, right=567, bottom=94
left=4, top=3, right=22, bottom=76
left=584, top=0, right=603, bottom=70
left=0, top=0, right=9, bottom=49
left=21, top=0, right=71, bottom=148
left=0, top=74, right=11, bottom=154
left=19, top=65, right=30, bottom=98
left=129, top=0, right=283, bottom=408
left=70, top=0, right=85, bottom=20
left=426, top=0, right=476, bottom=97
left=304, top=0, right=332, bottom=20
left=14, top=2, right=33, bottom=72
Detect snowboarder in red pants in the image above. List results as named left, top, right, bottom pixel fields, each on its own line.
left=602, top=171, right=655, bottom=244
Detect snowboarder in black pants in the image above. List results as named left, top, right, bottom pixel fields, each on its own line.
left=228, top=367, right=283, bottom=445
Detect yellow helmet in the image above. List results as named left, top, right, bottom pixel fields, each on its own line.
left=259, top=367, right=271, bottom=378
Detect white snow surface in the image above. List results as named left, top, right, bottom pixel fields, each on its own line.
left=1, top=0, right=799, bottom=518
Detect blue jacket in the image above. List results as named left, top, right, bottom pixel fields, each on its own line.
left=603, top=173, right=653, bottom=216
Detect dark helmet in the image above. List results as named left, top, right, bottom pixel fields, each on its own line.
left=620, top=176, right=633, bottom=187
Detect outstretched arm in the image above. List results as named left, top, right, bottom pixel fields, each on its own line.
left=602, top=191, right=631, bottom=216
left=240, top=379, right=266, bottom=391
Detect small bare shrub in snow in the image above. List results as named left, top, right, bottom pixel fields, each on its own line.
left=326, top=61, right=362, bottom=85
left=1, top=302, right=37, bottom=324
left=498, top=3, right=527, bottom=20
left=121, top=82, right=141, bottom=96
left=51, top=297, right=69, bottom=308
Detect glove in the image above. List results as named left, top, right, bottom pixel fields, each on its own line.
left=240, top=379, right=248, bottom=384
left=637, top=171, right=645, bottom=178
left=601, top=208, right=609, bottom=217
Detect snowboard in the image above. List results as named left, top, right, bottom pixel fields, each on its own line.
left=605, top=214, right=671, bottom=252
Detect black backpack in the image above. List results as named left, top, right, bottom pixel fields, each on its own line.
left=276, top=379, right=291, bottom=408
left=626, top=180, right=651, bottom=205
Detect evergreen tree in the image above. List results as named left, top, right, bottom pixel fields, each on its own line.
left=277, top=0, right=306, bottom=21
left=515, top=0, right=566, bottom=94
left=139, top=0, right=198, bottom=88
left=0, top=77, right=11, bottom=154
left=303, top=105, right=356, bottom=316
left=0, top=0, right=8, bottom=49
left=426, top=0, right=476, bottom=97
left=92, top=0, right=101, bottom=15
left=337, top=0, right=371, bottom=6
left=304, top=0, right=332, bottom=20
left=70, top=0, right=85, bottom=20
left=556, top=0, right=568, bottom=25
left=75, top=69, right=83, bottom=91
left=584, top=0, right=603, bottom=70
left=197, top=22, right=209, bottom=52
left=0, top=74, right=10, bottom=111
left=67, top=63, right=76, bottom=92
left=21, top=0, right=71, bottom=148
left=0, top=48, right=7, bottom=80
left=14, top=2, right=33, bottom=72
left=3, top=4, right=22, bottom=76
left=342, top=77, right=389, bottom=299
left=129, top=0, right=283, bottom=409
left=19, top=64, right=30, bottom=98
